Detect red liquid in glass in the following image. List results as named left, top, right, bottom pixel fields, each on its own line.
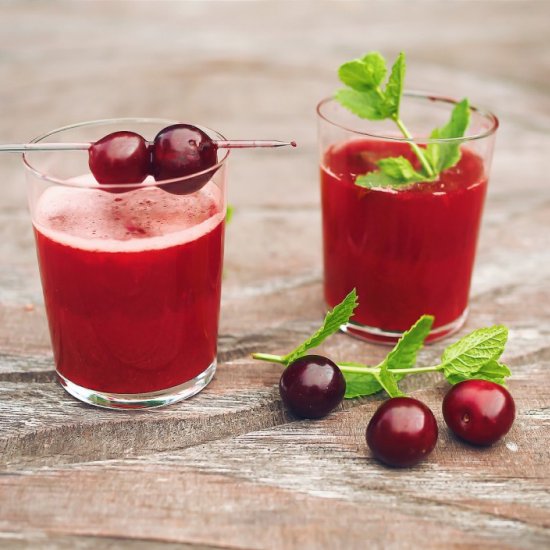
left=321, top=139, right=487, bottom=335
left=33, top=182, right=224, bottom=394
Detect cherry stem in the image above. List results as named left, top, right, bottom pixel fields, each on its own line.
left=0, top=140, right=297, bottom=153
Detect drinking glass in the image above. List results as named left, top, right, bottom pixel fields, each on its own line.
left=317, top=93, right=498, bottom=343
left=24, top=118, right=228, bottom=408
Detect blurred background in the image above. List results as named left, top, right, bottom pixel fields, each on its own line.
left=1, top=0, right=548, bottom=300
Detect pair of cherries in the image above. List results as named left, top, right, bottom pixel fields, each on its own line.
left=88, top=124, right=218, bottom=193
left=280, top=355, right=515, bottom=467
left=366, top=383, right=514, bottom=468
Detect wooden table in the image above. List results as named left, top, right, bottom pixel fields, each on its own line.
left=1, top=2, right=549, bottom=548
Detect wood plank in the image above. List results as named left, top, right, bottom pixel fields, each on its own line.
left=0, top=357, right=548, bottom=549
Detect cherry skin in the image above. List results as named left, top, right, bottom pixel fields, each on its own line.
left=442, top=379, right=515, bottom=446
left=151, top=124, right=218, bottom=194
left=88, top=131, right=150, bottom=187
left=279, top=355, right=346, bottom=419
left=366, top=397, right=438, bottom=467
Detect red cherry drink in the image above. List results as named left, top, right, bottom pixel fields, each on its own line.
left=33, top=181, right=224, bottom=396
left=321, top=139, right=487, bottom=339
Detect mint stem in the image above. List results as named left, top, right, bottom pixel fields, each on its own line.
left=338, top=363, right=441, bottom=375
left=252, top=353, right=443, bottom=377
left=393, top=116, right=435, bottom=178
left=252, top=353, right=287, bottom=365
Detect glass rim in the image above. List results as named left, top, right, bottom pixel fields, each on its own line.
left=316, top=91, right=499, bottom=144
left=22, top=117, right=230, bottom=188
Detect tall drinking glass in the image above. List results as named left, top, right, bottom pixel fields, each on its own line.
left=24, top=118, right=228, bottom=409
left=317, top=93, right=498, bottom=343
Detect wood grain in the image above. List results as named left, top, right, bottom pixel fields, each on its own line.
left=1, top=1, right=549, bottom=548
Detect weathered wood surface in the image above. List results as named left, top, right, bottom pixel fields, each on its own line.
left=0, top=1, right=549, bottom=548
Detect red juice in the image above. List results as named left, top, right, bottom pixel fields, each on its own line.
left=33, top=181, right=224, bottom=394
left=321, top=139, right=487, bottom=336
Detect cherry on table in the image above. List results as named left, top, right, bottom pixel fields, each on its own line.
left=366, top=397, right=438, bottom=467
left=151, top=124, right=218, bottom=194
left=88, top=131, right=150, bottom=188
left=442, top=379, right=515, bottom=446
left=279, top=355, right=346, bottom=419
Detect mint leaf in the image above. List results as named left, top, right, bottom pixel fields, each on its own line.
left=472, top=360, right=511, bottom=386
left=355, top=157, right=430, bottom=189
left=338, top=52, right=387, bottom=91
left=335, top=52, right=393, bottom=120
left=283, top=289, right=358, bottom=365
left=386, top=315, right=434, bottom=379
left=355, top=170, right=404, bottom=189
left=225, top=204, right=234, bottom=224
left=335, top=88, right=389, bottom=121
left=425, top=99, right=470, bottom=174
left=341, top=363, right=383, bottom=398
left=367, top=314, right=433, bottom=398
left=445, top=359, right=511, bottom=386
left=343, top=373, right=381, bottom=398
left=440, top=325, right=508, bottom=382
left=383, top=52, right=405, bottom=118
left=378, top=156, right=418, bottom=180
left=336, top=52, right=405, bottom=121
left=375, top=360, right=404, bottom=398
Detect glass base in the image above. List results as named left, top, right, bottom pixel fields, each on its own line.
left=340, top=308, right=469, bottom=345
left=57, top=361, right=216, bottom=410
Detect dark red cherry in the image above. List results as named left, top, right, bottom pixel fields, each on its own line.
left=366, top=397, right=438, bottom=467
left=151, top=124, right=218, bottom=194
left=279, top=355, right=346, bottom=419
left=88, top=131, right=150, bottom=188
left=442, top=379, right=515, bottom=446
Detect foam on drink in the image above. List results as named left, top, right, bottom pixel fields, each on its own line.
left=34, top=176, right=224, bottom=252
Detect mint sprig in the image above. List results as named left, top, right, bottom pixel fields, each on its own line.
left=252, top=294, right=511, bottom=398
left=335, top=51, right=470, bottom=189
left=340, top=324, right=510, bottom=397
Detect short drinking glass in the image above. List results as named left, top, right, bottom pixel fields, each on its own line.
left=317, top=93, right=498, bottom=343
left=24, top=118, right=228, bottom=409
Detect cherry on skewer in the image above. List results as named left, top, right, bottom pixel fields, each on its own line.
left=88, top=131, right=150, bottom=187
left=150, top=124, right=218, bottom=195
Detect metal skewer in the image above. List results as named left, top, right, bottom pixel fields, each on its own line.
left=0, top=140, right=297, bottom=153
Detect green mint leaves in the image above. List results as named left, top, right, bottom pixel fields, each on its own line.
left=437, top=325, right=509, bottom=385
left=252, top=293, right=511, bottom=399
left=384, top=52, right=405, bottom=118
left=343, top=322, right=510, bottom=398
left=355, top=156, right=427, bottom=189
left=341, top=368, right=382, bottom=400
left=385, top=315, right=434, bottom=377
left=425, top=98, right=470, bottom=174
left=283, top=289, right=358, bottom=365
left=338, top=52, right=387, bottom=93
left=336, top=52, right=404, bottom=120
left=335, top=51, right=470, bottom=189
